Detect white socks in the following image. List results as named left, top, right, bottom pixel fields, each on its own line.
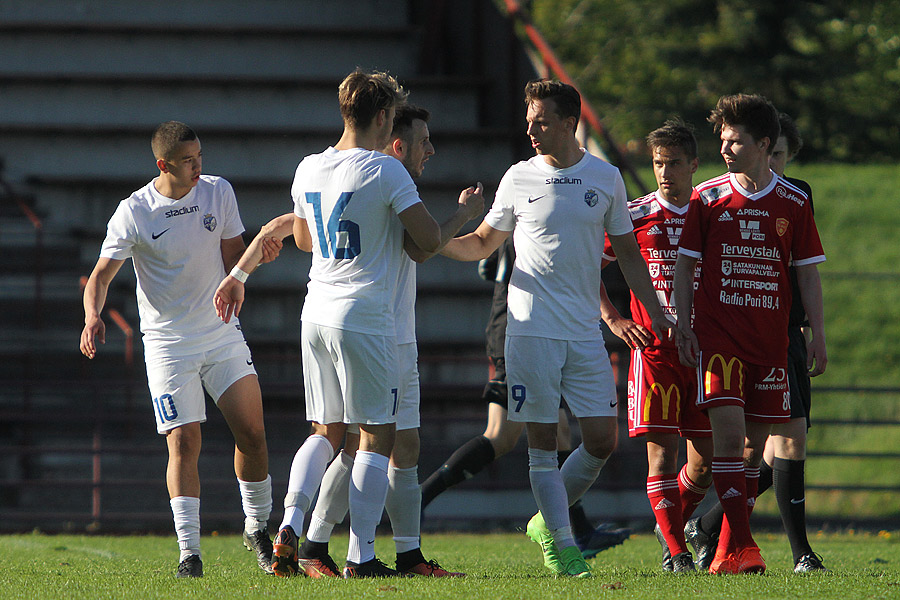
left=385, top=465, right=421, bottom=553
left=527, top=447, right=575, bottom=549
left=307, top=450, right=354, bottom=543
left=238, top=475, right=272, bottom=535
left=347, top=451, right=390, bottom=564
left=170, top=496, right=201, bottom=561
left=560, top=444, right=607, bottom=504
left=280, top=435, right=335, bottom=533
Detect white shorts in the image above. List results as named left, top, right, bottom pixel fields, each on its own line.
left=301, top=322, right=397, bottom=426
left=395, top=342, right=421, bottom=431
left=145, top=340, right=257, bottom=434
left=505, top=335, right=617, bottom=423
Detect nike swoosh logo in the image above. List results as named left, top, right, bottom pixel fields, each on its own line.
left=366, top=540, right=374, bottom=545
left=790, top=498, right=805, bottom=504
left=527, top=195, right=546, bottom=203
left=151, top=228, right=170, bottom=240
left=609, top=401, right=618, bottom=408
left=246, top=360, right=253, bottom=366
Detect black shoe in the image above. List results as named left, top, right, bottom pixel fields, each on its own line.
left=343, top=557, right=406, bottom=578
left=271, top=526, right=301, bottom=578
left=671, top=551, right=697, bottom=573
left=175, top=554, right=203, bottom=578
left=794, top=552, right=827, bottom=573
left=243, top=527, right=274, bottom=574
left=576, top=523, right=632, bottom=559
left=684, top=517, right=718, bottom=571
left=654, top=524, right=673, bottom=571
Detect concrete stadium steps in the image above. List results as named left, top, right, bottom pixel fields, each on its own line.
left=0, top=0, right=410, bottom=29
left=0, top=75, right=484, bottom=133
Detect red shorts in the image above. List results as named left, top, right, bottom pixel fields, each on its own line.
left=697, top=349, right=790, bottom=423
left=627, top=347, right=711, bottom=438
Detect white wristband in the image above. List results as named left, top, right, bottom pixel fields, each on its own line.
left=229, top=266, right=250, bottom=283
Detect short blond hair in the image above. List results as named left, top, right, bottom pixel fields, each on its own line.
left=338, top=68, right=408, bottom=129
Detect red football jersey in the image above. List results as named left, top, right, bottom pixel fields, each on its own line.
left=604, top=190, right=701, bottom=351
left=678, top=173, right=825, bottom=364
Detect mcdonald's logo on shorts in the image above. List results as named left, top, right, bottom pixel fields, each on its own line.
left=643, top=383, right=681, bottom=422
left=704, top=353, right=744, bottom=395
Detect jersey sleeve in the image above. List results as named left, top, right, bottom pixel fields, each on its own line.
left=677, top=197, right=704, bottom=259
left=99, top=200, right=137, bottom=260
left=790, top=201, right=825, bottom=266
left=382, top=157, right=422, bottom=215
left=217, top=178, right=245, bottom=239
left=603, top=171, right=633, bottom=236
left=483, top=168, right=517, bottom=232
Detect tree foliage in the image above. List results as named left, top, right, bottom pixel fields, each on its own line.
left=527, top=0, right=900, bottom=162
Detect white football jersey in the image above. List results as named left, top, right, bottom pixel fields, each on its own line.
left=100, top=175, right=246, bottom=357
left=484, top=151, right=632, bottom=340
left=393, top=251, right=416, bottom=345
left=293, top=147, right=421, bottom=336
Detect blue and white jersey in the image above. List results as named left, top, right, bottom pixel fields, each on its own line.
left=293, top=146, right=422, bottom=336
left=100, top=175, right=246, bottom=357
left=484, top=151, right=632, bottom=341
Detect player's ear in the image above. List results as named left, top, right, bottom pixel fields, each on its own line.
left=390, top=137, right=404, bottom=158
left=690, top=157, right=699, bottom=174
left=156, top=158, right=169, bottom=173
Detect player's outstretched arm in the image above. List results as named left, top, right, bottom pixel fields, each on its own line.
left=672, top=253, right=700, bottom=367
left=404, top=183, right=485, bottom=263
left=80, top=257, right=125, bottom=359
left=214, top=213, right=297, bottom=323
left=599, top=279, right=653, bottom=350
left=608, top=232, right=675, bottom=344
left=440, top=220, right=509, bottom=262
left=796, top=263, right=827, bottom=376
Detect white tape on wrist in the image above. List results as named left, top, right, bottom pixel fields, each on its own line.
left=230, top=266, right=250, bottom=283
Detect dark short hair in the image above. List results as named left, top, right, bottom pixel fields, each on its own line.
left=646, top=118, right=698, bottom=159
left=708, top=94, right=780, bottom=154
left=338, top=68, right=408, bottom=129
left=392, top=104, right=430, bottom=142
left=778, top=112, right=803, bottom=157
left=524, top=79, right=581, bottom=128
left=151, top=121, right=197, bottom=160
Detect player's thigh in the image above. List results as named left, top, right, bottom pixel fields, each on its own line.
left=201, top=342, right=263, bottom=441
left=334, top=328, right=398, bottom=426
left=394, top=342, right=420, bottom=431
left=505, top=335, right=564, bottom=424
left=145, top=353, right=206, bottom=434
left=301, top=322, right=345, bottom=425
left=559, top=338, right=617, bottom=419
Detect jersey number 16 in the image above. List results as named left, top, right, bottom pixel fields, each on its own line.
left=307, top=191, right=361, bottom=259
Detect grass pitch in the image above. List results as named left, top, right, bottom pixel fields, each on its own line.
left=3, top=530, right=898, bottom=600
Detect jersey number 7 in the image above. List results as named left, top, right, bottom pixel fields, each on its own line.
left=306, top=191, right=361, bottom=259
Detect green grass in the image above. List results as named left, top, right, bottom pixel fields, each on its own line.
left=3, top=532, right=898, bottom=600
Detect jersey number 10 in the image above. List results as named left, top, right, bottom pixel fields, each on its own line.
left=306, top=192, right=361, bottom=259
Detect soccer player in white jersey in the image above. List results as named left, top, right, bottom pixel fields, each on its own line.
left=212, top=69, right=467, bottom=579
left=80, top=121, right=275, bottom=578
left=439, top=79, right=675, bottom=578
left=293, top=104, right=476, bottom=578
left=673, top=94, right=826, bottom=574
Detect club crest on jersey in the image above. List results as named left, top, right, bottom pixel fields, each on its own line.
left=776, top=218, right=789, bottom=236
left=649, top=263, right=660, bottom=278
left=584, top=189, right=599, bottom=207
left=721, top=260, right=732, bottom=276
left=203, top=213, right=217, bottom=232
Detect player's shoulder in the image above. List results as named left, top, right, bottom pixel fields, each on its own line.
left=774, top=175, right=810, bottom=209
left=695, top=173, right=732, bottom=205
left=626, top=192, right=661, bottom=220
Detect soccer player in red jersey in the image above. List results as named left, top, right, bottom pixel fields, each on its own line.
left=673, top=95, right=827, bottom=575
left=601, top=120, right=713, bottom=573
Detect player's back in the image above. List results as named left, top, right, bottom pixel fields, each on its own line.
left=293, top=146, right=422, bottom=336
